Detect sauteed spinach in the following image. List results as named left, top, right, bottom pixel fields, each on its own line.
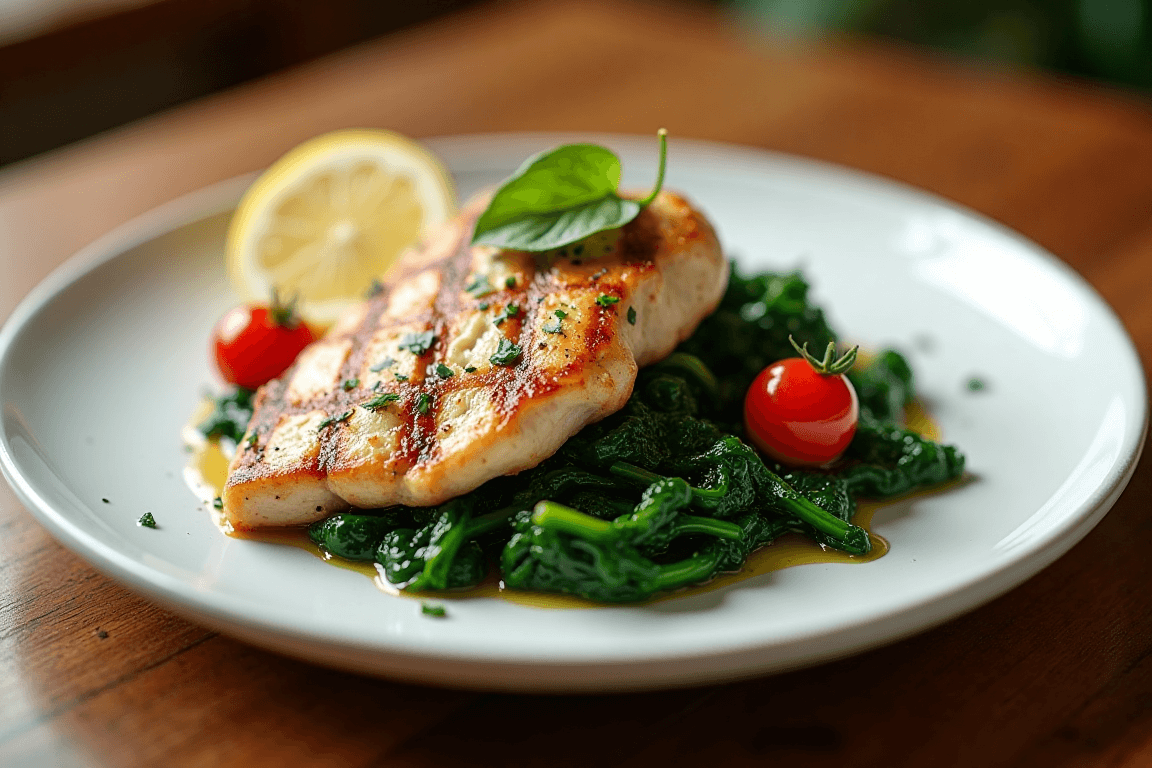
left=301, top=265, right=966, bottom=602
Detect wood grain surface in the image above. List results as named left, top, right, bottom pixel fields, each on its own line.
left=2, top=1, right=1151, bottom=765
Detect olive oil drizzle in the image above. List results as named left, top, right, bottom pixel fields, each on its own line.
left=185, top=398, right=941, bottom=610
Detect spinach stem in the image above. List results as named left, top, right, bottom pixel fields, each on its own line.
left=464, top=507, right=517, bottom=538
left=783, top=495, right=871, bottom=555
left=411, top=506, right=472, bottom=591
left=676, top=515, right=744, bottom=541
left=656, top=549, right=721, bottom=590
left=609, top=462, right=664, bottom=487
left=611, top=460, right=870, bottom=556
left=532, top=501, right=616, bottom=542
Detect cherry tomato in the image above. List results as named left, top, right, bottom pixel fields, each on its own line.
left=212, top=297, right=315, bottom=389
left=743, top=339, right=860, bottom=468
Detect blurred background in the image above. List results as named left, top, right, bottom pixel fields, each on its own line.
left=2, top=0, right=1150, bottom=170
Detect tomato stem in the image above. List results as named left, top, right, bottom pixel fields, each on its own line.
left=269, top=287, right=301, bottom=328
left=788, top=335, right=858, bottom=375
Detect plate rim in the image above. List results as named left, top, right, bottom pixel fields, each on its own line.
left=1, top=132, right=1147, bottom=691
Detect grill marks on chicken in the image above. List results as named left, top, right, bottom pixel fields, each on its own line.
left=222, top=191, right=727, bottom=529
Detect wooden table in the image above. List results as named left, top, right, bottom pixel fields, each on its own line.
left=3, top=1, right=1151, bottom=765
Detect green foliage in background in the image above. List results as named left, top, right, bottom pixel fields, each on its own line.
left=729, top=0, right=1152, bottom=89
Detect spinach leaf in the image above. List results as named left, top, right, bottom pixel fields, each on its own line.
left=849, top=349, right=914, bottom=424
left=197, top=388, right=255, bottom=444
left=677, top=265, right=836, bottom=423
left=471, top=130, right=668, bottom=252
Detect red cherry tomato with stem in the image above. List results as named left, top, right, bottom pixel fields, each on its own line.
left=744, top=336, right=860, bottom=468
left=212, top=291, right=316, bottom=389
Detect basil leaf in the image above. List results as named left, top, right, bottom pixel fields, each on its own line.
left=472, top=129, right=667, bottom=253
left=475, top=196, right=641, bottom=252
left=474, top=144, right=622, bottom=235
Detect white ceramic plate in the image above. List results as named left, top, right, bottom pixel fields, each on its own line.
left=0, top=134, right=1145, bottom=692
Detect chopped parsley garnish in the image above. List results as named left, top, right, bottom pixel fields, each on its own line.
left=398, top=330, right=436, bottom=356
left=369, top=357, right=395, bottom=372
left=595, top=294, right=620, bottom=308
left=478, top=302, right=490, bottom=311
left=394, top=372, right=409, bottom=381
left=245, top=432, right=259, bottom=448
left=465, top=273, right=495, bottom=298
left=365, top=279, right=385, bottom=298
left=137, top=512, right=156, bottom=528
left=967, top=377, right=987, bottom=392
left=318, top=410, right=353, bottom=430
left=494, top=303, right=521, bottom=326
left=101, top=498, right=109, bottom=504
left=627, top=306, right=636, bottom=325
left=490, top=337, right=523, bottom=366
left=362, top=393, right=401, bottom=411
left=505, top=276, right=517, bottom=288
left=436, top=363, right=455, bottom=379
left=464, top=366, right=477, bottom=373
left=212, top=497, right=223, bottom=510
left=341, top=378, right=359, bottom=391
left=554, top=309, right=568, bottom=319
left=416, top=393, right=433, bottom=415
left=421, top=602, right=447, bottom=617
left=542, top=319, right=563, bottom=334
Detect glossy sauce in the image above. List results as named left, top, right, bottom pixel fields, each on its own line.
left=185, top=398, right=942, bottom=609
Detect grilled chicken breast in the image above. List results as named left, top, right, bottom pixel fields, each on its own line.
left=221, top=190, right=727, bottom=529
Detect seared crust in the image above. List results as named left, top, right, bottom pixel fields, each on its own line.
left=222, top=190, right=727, bottom=529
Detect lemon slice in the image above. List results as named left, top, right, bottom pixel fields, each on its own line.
left=227, top=129, right=456, bottom=323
